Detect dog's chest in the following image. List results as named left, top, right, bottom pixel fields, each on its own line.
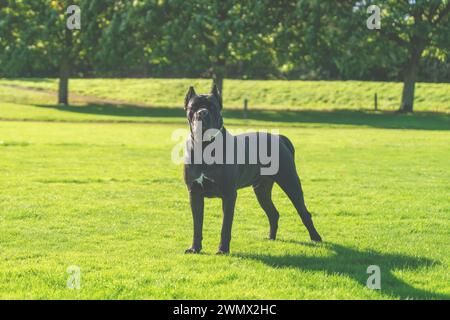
left=193, top=172, right=222, bottom=197
left=186, top=166, right=224, bottom=198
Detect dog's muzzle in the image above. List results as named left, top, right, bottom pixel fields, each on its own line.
left=191, top=108, right=210, bottom=135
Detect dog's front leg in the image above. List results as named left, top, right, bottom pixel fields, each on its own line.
left=217, top=191, right=237, bottom=255
left=185, top=191, right=204, bottom=254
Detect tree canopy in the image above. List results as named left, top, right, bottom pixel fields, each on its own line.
left=0, top=0, right=448, bottom=110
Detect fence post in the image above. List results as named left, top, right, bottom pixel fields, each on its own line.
left=244, top=98, right=248, bottom=119
left=374, top=93, right=378, bottom=111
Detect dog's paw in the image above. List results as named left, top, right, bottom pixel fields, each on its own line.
left=185, top=247, right=201, bottom=254
left=216, top=249, right=230, bottom=255
left=310, top=233, right=322, bottom=242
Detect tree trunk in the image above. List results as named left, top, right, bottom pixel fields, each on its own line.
left=213, top=71, right=224, bottom=96
left=58, top=55, right=69, bottom=105
left=58, top=27, right=72, bottom=105
left=212, top=59, right=226, bottom=96
left=399, top=50, right=421, bottom=113
left=212, top=1, right=228, bottom=97
left=399, top=63, right=418, bottom=113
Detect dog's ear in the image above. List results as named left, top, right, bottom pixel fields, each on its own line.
left=184, top=86, right=196, bottom=109
left=211, top=83, right=222, bottom=109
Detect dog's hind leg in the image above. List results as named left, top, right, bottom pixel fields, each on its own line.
left=274, top=158, right=322, bottom=242
left=253, top=178, right=280, bottom=240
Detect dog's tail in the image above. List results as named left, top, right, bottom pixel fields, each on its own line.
left=280, top=135, right=295, bottom=156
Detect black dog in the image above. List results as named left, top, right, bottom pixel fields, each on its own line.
left=184, top=85, right=322, bottom=254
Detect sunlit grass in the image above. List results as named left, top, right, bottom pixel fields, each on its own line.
left=0, top=120, right=449, bottom=299
left=1, top=78, right=449, bottom=112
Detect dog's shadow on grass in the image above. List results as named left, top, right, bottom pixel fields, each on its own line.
left=236, top=242, right=448, bottom=299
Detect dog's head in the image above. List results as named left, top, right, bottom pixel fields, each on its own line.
left=184, top=84, right=224, bottom=141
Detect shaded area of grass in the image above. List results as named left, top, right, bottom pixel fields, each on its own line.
left=238, top=242, right=448, bottom=300
left=30, top=103, right=450, bottom=130
left=1, top=80, right=448, bottom=130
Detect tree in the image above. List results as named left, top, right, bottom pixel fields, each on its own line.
left=345, top=0, right=449, bottom=112
left=0, top=0, right=84, bottom=104
left=377, top=0, right=450, bottom=112
left=273, top=1, right=353, bottom=80
left=157, top=0, right=277, bottom=95
left=47, top=1, right=84, bottom=105
left=0, top=0, right=56, bottom=77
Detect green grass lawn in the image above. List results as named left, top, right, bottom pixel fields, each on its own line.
left=0, top=79, right=449, bottom=299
